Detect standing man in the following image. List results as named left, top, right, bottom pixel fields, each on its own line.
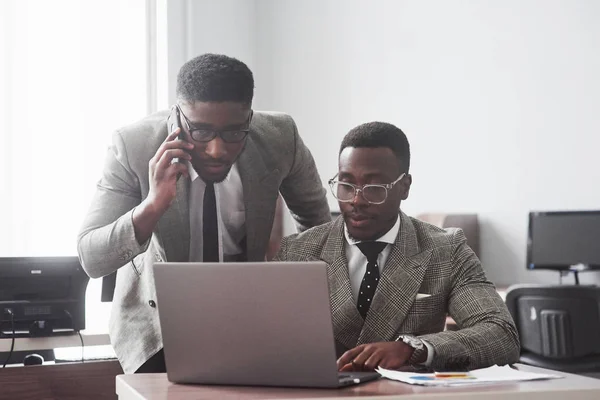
left=276, top=122, right=519, bottom=372
left=78, top=54, right=330, bottom=373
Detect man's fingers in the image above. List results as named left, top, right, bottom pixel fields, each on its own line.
left=166, top=127, right=181, bottom=141
left=157, top=149, right=191, bottom=171
left=338, top=343, right=412, bottom=372
left=154, top=131, right=193, bottom=163
left=154, top=163, right=189, bottom=186
left=351, top=347, right=376, bottom=372
left=170, top=162, right=189, bottom=179
left=337, top=346, right=363, bottom=370
left=364, top=351, right=385, bottom=371
left=339, top=363, right=354, bottom=372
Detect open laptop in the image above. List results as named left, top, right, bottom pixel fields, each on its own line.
left=153, top=261, right=380, bottom=388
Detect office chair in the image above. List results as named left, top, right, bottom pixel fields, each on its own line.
left=505, top=284, right=600, bottom=375
left=416, top=213, right=480, bottom=257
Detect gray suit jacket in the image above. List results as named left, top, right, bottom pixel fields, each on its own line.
left=78, top=110, right=330, bottom=373
left=275, top=212, right=520, bottom=371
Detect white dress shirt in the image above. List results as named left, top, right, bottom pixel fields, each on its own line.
left=343, top=215, right=434, bottom=366
left=344, top=217, right=400, bottom=303
left=187, top=162, right=246, bottom=262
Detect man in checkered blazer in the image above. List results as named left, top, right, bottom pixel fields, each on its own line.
left=275, top=122, right=520, bottom=372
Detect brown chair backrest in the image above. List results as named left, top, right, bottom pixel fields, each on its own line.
left=416, top=213, right=480, bottom=258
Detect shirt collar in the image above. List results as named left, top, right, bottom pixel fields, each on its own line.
left=344, top=214, right=400, bottom=246
left=186, top=160, right=199, bottom=181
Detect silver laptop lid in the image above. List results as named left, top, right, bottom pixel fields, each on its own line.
left=153, top=261, right=341, bottom=387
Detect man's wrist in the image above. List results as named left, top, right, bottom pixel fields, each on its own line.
left=398, top=335, right=428, bottom=365
left=142, top=195, right=170, bottom=218
left=410, top=345, right=428, bottom=365
left=132, top=199, right=164, bottom=245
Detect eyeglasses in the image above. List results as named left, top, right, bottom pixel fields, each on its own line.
left=176, top=104, right=252, bottom=143
left=328, top=173, right=406, bottom=205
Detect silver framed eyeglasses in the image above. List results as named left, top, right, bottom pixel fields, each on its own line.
left=177, top=104, right=252, bottom=143
left=328, top=173, right=406, bottom=205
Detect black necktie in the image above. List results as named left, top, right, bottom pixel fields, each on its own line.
left=203, top=182, right=219, bottom=262
left=356, top=241, right=387, bottom=318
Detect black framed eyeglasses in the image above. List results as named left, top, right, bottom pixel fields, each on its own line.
left=176, top=104, right=252, bottom=143
left=328, top=173, right=406, bottom=205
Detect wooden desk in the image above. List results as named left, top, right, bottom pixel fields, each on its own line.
left=116, top=364, right=600, bottom=400
left=0, top=359, right=123, bottom=400
left=0, top=331, right=110, bottom=352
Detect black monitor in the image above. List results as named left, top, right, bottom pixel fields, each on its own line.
left=0, top=257, right=89, bottom=335
left=527, top=210, right=600, bottom=272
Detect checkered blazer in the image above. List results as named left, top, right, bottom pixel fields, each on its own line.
left=275, top=212, right=520, bottom=371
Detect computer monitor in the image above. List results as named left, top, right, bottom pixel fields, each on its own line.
left=0, top=257, right=89, bottom=335
left=527, top=210, right=600, bottom=272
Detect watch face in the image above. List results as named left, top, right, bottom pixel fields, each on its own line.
left=403, top=336, right=424, bottom=349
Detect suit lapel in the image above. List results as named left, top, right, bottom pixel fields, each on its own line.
left=158, top=127, right=280, bottom=263
left=357, top=212, right=433, bottom=345
left=157, top=176, right=191, bottom=262
left=238, top=133, right=281, bottom=261
left=320, top=217, right=364, bottom=351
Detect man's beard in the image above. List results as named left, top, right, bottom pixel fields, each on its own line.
left=211, top=172, right=230, bottom=184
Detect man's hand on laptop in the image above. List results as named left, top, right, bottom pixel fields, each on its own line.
left=337, top=341, right=424, bottom=372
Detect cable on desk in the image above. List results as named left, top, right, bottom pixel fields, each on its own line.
left=64, top=309, right=84, bottom=363
left=1, top=309, right=15, bottom=368
left=77, top=330, right=84, bottom=363
left=559, top=270, right=566, bottom=285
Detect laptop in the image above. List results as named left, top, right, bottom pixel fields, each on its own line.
left=153, top=261, right=380, bottom=388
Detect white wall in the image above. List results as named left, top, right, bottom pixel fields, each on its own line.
left=166, top=0, right=258, bottom=105
left=253, top=0, right=600, bottom=286
left=166, top=0, right=600, bottom=286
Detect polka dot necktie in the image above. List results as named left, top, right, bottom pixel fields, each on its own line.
left=203, top=182, right=219, bottom=262
left=356, top=241, right=387, bottom=319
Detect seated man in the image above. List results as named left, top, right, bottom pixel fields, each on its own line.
left=275, top=122, right=520, bottom=372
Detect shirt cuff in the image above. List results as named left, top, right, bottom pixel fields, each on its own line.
left=420, top=339, right=435, bottom=367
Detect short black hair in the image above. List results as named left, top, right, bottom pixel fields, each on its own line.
left=340, top=122, right=411, bottom=173
left=176, top=53, right=254, bottom=105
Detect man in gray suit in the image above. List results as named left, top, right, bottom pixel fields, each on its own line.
left=276, top=122, right=519, bottom=372
left=78, top=54, right=330, bottom=373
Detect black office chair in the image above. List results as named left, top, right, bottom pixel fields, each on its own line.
left=505, top=284, right=600, bottom=375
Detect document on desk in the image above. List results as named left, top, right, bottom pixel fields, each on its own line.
left=376, top=365, right=562, bottom=387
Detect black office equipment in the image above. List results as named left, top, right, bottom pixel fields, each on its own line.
left=101, top=272, right=117, bottom=302
left=505, top=284, right=600, bottom=375
left=527, top=210, right=600, bottom=283
left=0, top=257, right=89, bottom=335
left=23, top=353, right=44, bottom=366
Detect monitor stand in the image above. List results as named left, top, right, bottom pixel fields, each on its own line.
left=560, top=263, right=591, bottom=285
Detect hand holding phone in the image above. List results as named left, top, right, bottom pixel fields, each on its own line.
left=132, top=108, right=193, bottom=245
left=146, top=108, right=193, bottom=207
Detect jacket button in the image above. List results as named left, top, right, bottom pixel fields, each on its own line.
left=148, top=300, right=156, bottom=308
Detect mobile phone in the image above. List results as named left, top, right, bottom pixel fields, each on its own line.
left=167, top=105, right=185, bottom=164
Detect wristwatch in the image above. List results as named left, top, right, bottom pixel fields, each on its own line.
left=398, top=335, right=426, bottom=365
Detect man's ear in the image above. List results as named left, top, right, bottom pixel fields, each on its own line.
left=400, top=174, right=412, bottom=200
